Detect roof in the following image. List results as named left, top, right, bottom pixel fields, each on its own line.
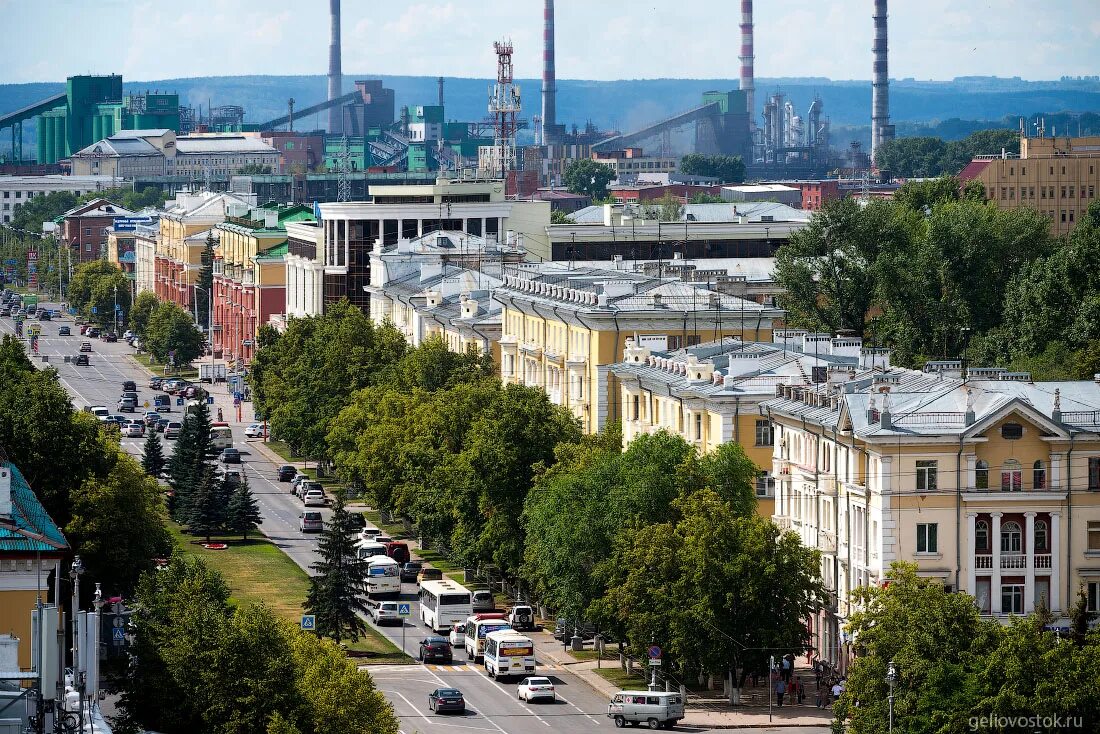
left=175, top=136, right=278, bottom=155
left=255, top=241, right=289, bottom=259
left=723, top=184, right=800, bottom=193
left=0, top=463, right=68, bottom=554
left=108, top=129, right=171, bottom=138
left=959, top=160, right=992, bottom=182
left=73, top=137, right=161, bottom=158
left=566, top=201, right=809, bottom=224
left=62, top=198, right=136, bottom=219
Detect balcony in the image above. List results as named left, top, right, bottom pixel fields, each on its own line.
left=1035, top=554, right=1052, bottom=569
left=975, top=554, right=993, bottom=569
left=774, top=516, right=793, bottom=530
left=1001, top=554, right=1026, bottom=570
left=820, top=531, right=837, bottom=553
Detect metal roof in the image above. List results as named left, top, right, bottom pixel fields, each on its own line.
left=0, top=463, right=68, bottom=554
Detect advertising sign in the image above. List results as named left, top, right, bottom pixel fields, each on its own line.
left=26, top=249, right=38, bottom=291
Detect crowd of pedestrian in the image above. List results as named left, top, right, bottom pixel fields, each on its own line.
left=765, top=655, right=847, bottom=708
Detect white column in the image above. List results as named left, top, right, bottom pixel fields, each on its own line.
left=991, top=512, right=1003, bottom=615
left=967, top=512, right=977, bottom=598
left=1050, top=453, right=1063, bottom=488
left=1024, top=512, right=1036, bottom=613
left=1050, top=511, right=1061, bottom=612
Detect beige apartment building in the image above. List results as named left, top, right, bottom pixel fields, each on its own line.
left=961, top=134, right=1100, bottom=236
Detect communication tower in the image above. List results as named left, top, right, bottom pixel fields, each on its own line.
left=487, top=40, right=521, bottom=177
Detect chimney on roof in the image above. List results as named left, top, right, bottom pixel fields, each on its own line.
left=0, top=464, right=11, bottom=519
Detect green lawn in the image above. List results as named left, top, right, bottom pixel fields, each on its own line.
left=131, top=352, right=199, bottom=380
left=168, top=522, right=408, bottom=662
left=595, top=666, right=648, bottom=689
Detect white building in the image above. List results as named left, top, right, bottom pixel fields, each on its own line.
left=0, top=175, right=127, bottom=224
left=70, top=130, right=279, bottom=180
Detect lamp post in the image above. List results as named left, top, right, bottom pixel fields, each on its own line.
left=886, top=659, right=897, bottom=733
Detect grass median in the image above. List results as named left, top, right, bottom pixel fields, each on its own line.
left=167, top=522, right=408, bottom=662
left=131, top=352, right=199, bottom=380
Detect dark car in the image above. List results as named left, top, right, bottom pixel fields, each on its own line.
left=149, top=376, right=163, bottom=390
left=155, top=417, right=170, bottom=433
left=39, top=310, right=52, bottom=321
left=122, top=380, right=137, bottom=392
left=277, top=465, right=297, bottom=482
left=74, top=354, right=89, bottom=366
left=343, top=511, right=366, bottom=532
left=219, top=448, right=242, bottom=464
left=400, top=561, right=423, bottom=583
left=428, top=688, right=465, bottom=714
left=58, top=326, right=71, bottom=336
left=104, top=332, right=117, bottom=342
left=553, top=618, right=598, bottom=641
left=419, top=637, right=453, bottom=664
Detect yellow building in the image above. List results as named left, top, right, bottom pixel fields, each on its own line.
left=961, top=134, right=1100, bottom=236
left=764, top=360, right=1100, bottom=670
left=494, top=264, right=784, bottom=434
left=0, top=462, right=68, bottom=672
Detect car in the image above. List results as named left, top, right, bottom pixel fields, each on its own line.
left=164, top=421, right=183, bottom=439
left=419, top=637, right=453, bottom=664
left=428, top=688, right=465, bottom=715
left=57, top=326, right=70, bottom=336
left=373, top=535, right=393, bottom=545
left=508, top=605, right=536, bottom=632
left=218, top=468, right=243, bottom=485
left=143, top=411, right=162, bottom=427
left=400, top=561, right=423, bottom=583
left=182, top=385, right=203, bottom=399
left=517, top=677, right=556, bottom=703
left=117, top=396, right=138, bottom=413
left=78, top=324, right=88, bottom=335
left=449, top=623, right=467, bottom=648
left=299, top=511, right=323, bottom=533
left=122, top=380, right=137, bottom=392
left=418, top=567, right=443, bottom=586
left=357, top=527, right=383, bottom=543
left=244, top=422, right=264, bottom=438
left=303, top=488, right=327, bottom=507
left=471, top=590, right=495, bottom=613
left=39, top=310, right=51, bottom=321
left=554, top=618, right=598, bottom=642
left=343, top=511, right=366, bottom=531
left=123, top=330, right=133, bottom=339
left=153, top=394, right=172, bottom=412
left=277, top=465, right=297, bottom=482
left=297, top=479, right=323, bottom=500
left=74, top=354, right=89, bottom=366
left=155, top=417, right=170, bottom=433
left=290, top=473, right=309, bottom=490
left=86, top=327, right=100, bottom=338
left=219, top=448, right=242, bottom=464
left=149, top=376, right=163, bottom=390
left=121, top=422, right=145, bottom=438
left=104, top=332, right=117, bottom=342
left=371, top=603, right=402, bottom=625
left=79, top=342, right=92, bottom=352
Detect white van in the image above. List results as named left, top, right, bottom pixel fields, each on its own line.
left=355, top=539, right=388, bottom=561
left=607, top=690, right=685, bottom=730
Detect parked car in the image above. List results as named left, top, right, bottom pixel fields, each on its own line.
left=57, top=326, right=70, bottom=336
left=400, top=561, right=423, bottom=583
left=607, top=690, right=685, bottom=730
left=303, top=488, right=327, bottom=507
left=417, top=567, right=443, bottom=586
left=428, top=688, right=465, bottom=715
left=290, top=473, right=310, bottom=492
left=123, top=330, right=134, bottom=339
left=244, top=422, right=264, bottom=438
left=471, top=590, right=495, bottom=613
left=277, top=465, right=297, bottom=482
left=554, top=618, right=598, bottom=641
left=370, top=601, right=402, bottom=626
left=219, top=448, right=242, bottom=464
left=104, top=332, right=117, bottom=342
left=419, top=637, right=453, bottom=664
left=79, top=342, right=92, bottom=352
left=164, top=421, right=183, bottom=439
left=508, top=605, right=536, bottom=632
left=517, top=677, right=556, bottom=703
left=299, top=511, right=323, bottom=533
left=149, top=376, right=163, bottom=390
left=449, top=623, right=466, bottom=648
left=74, top=354, right=89, bottom=366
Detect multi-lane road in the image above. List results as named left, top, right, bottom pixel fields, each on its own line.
left=1, top=304, right=622, bottom=734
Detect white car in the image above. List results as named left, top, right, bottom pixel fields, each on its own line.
left=449, top=623, right=467, bottom=648
left=517, top=677, right=556, bottom=702
left=122, top=330, right=133, bottom=339
left=303, top=488, right=327, bottom=507
left=370, top=601, right=401, bottom=626
left=244, top=422, right=264, bottom=438
left=121, top=422, right=145, bottom=438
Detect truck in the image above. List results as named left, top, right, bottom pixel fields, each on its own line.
left=199, top=363, right=228, bottom=383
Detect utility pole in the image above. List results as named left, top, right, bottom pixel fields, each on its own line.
left=113, top=283, right=118, bottom=334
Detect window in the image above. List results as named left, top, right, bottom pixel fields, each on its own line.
left=1001, top=459, right=1022, bottom=491
left=1001, top=521, right=1022, bottom=554
left=1091, top=458, right=1100, bottom=491
left=83, top=227, right=91, bottom=235
left=975, top=460, right=989, bottom=489
left=1001, top=423, right=1023, bottom=439
left=975, top=520, right=989, bottom=552
left=1000, top=187, right=1007, bottom=200
left=1062, top=210, right=1068, bottom=223
left=1061, top=186, right=1067, bottom=199
left=632, top=394, right=639, bottom=422
left=916, top=460, right=938, bottom=491
left=694, top=413, right=702, bottom=441
left=1001, top=584, right=1024, bottom=615
left=1034, top=520, right=1048, bottom=553
left=1033, top=460, right=1046, bottom=490
left=1088, top=582, right=1100, bottom=613
left=917, top=523, right=938, bottom=553
left=1070, top=210, right=1075, bottom=223
left=755, top=419, right=773, bottom=446
left=1089, top=521, right=1100, bottom=552
left=756, top=471, right=774, bottom=497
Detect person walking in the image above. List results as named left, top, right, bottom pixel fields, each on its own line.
left=774, top=678, right=786, bottom=707
left=780, top=655, right=791, bottom=683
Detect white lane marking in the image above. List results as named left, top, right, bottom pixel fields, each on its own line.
left=552, top=691, right=601, bottom=726
left=485, top=677, right=551, bottom=727
left=385, top=689, right=432, bottom=724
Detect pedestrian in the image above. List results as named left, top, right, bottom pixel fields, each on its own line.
left=830, top=680, right=843, bottom=705
left=774, top=678, right=786, bottom=707
left=780, top=655, right=791, bottom=683
left=217, top=407, right=223, bottom=422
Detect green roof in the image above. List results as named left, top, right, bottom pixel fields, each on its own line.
left=255, top=240, right=289, bottom=259
left=0, top=462, right=68, bottom=554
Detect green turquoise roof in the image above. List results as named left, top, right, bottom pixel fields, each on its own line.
left=0, top=462, right=68, bottom=554
left=255, top=240, right=289, bottom=259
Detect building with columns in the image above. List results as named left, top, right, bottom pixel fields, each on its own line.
left=762, top=361, right=1100, bottom=670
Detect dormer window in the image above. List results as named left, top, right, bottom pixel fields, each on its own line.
left=1001, top=423, right=1023, bottom=440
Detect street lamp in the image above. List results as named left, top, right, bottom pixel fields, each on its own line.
left=886, top=659, right=897, bottom=733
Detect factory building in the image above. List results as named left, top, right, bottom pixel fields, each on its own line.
left=592, top=148, right=678, bottom=183
left=70, top=130, right=279, bottom=180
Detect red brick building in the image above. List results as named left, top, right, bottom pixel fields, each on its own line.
left=259, top=131, right=326, bottom=173
left=61, top=198, right=136, bottom=263
left=609, top=183, right=723, bottom=204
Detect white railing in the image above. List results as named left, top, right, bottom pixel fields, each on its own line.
left=1001, top=554, right=1026, bottom=570
left=820, top=532, right=837, bottom=553
left=975, top=555, right=993, bottom=569
left=1034, top=554, right=1053, bottom=569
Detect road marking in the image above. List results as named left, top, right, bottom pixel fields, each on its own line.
left=485, top=676, right=551, bottom=728
left=384, top=689, right=432, bottom=725
left=553, top=691, right=601, bottom=726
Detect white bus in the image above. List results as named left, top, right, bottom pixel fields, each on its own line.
left=419, top=580, right=473, bottom=633
left=355, top=540, right=387, bottom=561
left=365, top=556, right=401, bottom=597
left=483, top=630, right=536, bottom=680
left=210, top=422, right=233, bottom=451
left=464, top=613, right=512, bottom=661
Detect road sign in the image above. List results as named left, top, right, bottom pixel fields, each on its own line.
left=650, top=658, right=662, bottom=666
left=92, top=306, right=97, bottom=314
left=113, top=617, right=125, bottom=629
left=176, top=397, right=184, bottom=406
left=233, top=398, right=241, bottom=407
left=242, top=339, right=253, bottom=346
left=648, top=645, right=662, bottom=659
left=207, top=396, right=215, bottom=404
left=144, top=401, right=150, bottom=408
left=301, top=615, right=316, bottom=631
left=397, top=603, right=412, bottom=618
left=112, top=628, right=126, bottom=641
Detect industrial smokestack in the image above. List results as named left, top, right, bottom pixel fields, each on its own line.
left=871, top=0, right=893, bottom=163
left=327, top=0, right=343, bottom=134
left=438, top=77, right=445, bottom=108
left=541, top=0, right=557, bottom=145
left=739, top=0, right=755, bottom=132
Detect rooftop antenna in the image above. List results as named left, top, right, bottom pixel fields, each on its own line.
left=336, top=136, right=351, bottom=202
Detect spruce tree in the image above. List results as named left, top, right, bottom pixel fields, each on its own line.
left=167, top=404, right=215, bottom=523
left=187, top=466, right=227, bottom=541
left=226, top=476, right=262, bottom=540
left=303, top=492, right=370, bottom=642
left=142, top=430, right=166, bottom=478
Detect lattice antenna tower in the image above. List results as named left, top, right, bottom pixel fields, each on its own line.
left=336, top=135, right=351, bottom=202
left=488, top=40, right=521, bottom=178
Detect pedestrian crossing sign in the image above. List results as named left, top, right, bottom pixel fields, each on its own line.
left=301, top=615, right=316, bottom=631
left=398, top=603, right=411, bottom=617
left=112, top=628, right=126, bottom=641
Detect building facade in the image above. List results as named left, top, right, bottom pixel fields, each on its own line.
left=283, top=221, right=325, bottom=322
left=592, top=148, right=677, bottom=183
left=1, top=175, right=127, bottom=225
left=60, top=198, right=135, bottom=263
left=763, top=361, right=1100, bottom=669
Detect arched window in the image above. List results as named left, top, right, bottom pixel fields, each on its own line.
left=1001, top=459, right=1022, bottom=491
left=975, top=460, right=989, bottom=490
left=1033, top=460, right=1047, bottom=490
left=1001, top=520, right=1023, bottom=554
left=1034, top=520, right=1049, bottom=553
left=975, top=520, right=989, bottom=552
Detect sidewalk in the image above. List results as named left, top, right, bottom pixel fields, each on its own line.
left=537, top=645, right=835, bottom=730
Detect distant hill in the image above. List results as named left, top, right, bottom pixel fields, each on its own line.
left=3, top=74, right=1099, bottom=153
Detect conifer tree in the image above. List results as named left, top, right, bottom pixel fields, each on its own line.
left=141, top=429, right=166, bottom=478
left=166, top=403, right=214, bottom=522
left=226, top=475, right=262, bottom=540
left=303, top=492, right=370, bottom=642
left=187, top=466, right=227, bottom=541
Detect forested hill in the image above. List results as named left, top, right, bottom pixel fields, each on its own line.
left=2, top=75, right=1099, bottom=139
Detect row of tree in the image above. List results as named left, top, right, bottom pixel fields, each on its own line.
left=679, top=153, right=746, bottom=183
left=66, top=259, right=133, bottom=328
left=772, top=176, right=1093, bottom=375
left=873, top=128, right=1020, bottom=178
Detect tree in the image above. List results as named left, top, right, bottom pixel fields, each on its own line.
left=563, top=159, right=616, bottom=199
left=238, top=164, right=274, bottom=175
left=187, top=466, right=229, bottom=541
left=303, top=492, right=371, bottom=643
left=145, top=300, right=204, bottom=365
left=131, top=291, right=159, bottom=337
left=679, top=153, right=746, bottom=183
left=167, top=403, right=213, bottom=521
left=550, top=209, right=573, bottom=224
left=197, top=231, right=215, bottom=329
left=67, top=260, right=131, bottom=326
left=142, top=429, right=166, bottom=478
left=689, top=192, right=725, bottom=204
left=873, top=129, right=1020, bottom=177
left=10, top=190, right=78, bottom=232
left=65, top=446, right=173, bottom=598
left=226, top=476, right=263, bottom=540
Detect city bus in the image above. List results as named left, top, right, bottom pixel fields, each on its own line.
left=365, top=555, right=401, bottom=598
left=483, top=630, right=536, bottom=680
left=210, top=422, right=233, bottom=451
left=418, top=579, right=472, bottom=633
left=463, top=613, right=512, bottom=662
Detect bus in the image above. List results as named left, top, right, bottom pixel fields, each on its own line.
left=365, top=556, right=401, bottom=597
left=355, top=540, right=388, bottom=561
left=463, top=613, right=512, bottom=662
left=419, top=579, right=472, bottom=633
left=483, top=630, right=536, bottom=680
left=210, top=422, right=233, bottom=451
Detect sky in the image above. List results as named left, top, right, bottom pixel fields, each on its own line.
left=2, top=0, right=1099, bottom=84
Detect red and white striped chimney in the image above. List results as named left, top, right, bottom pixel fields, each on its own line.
left=739, top=0, right=755, bottom=131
